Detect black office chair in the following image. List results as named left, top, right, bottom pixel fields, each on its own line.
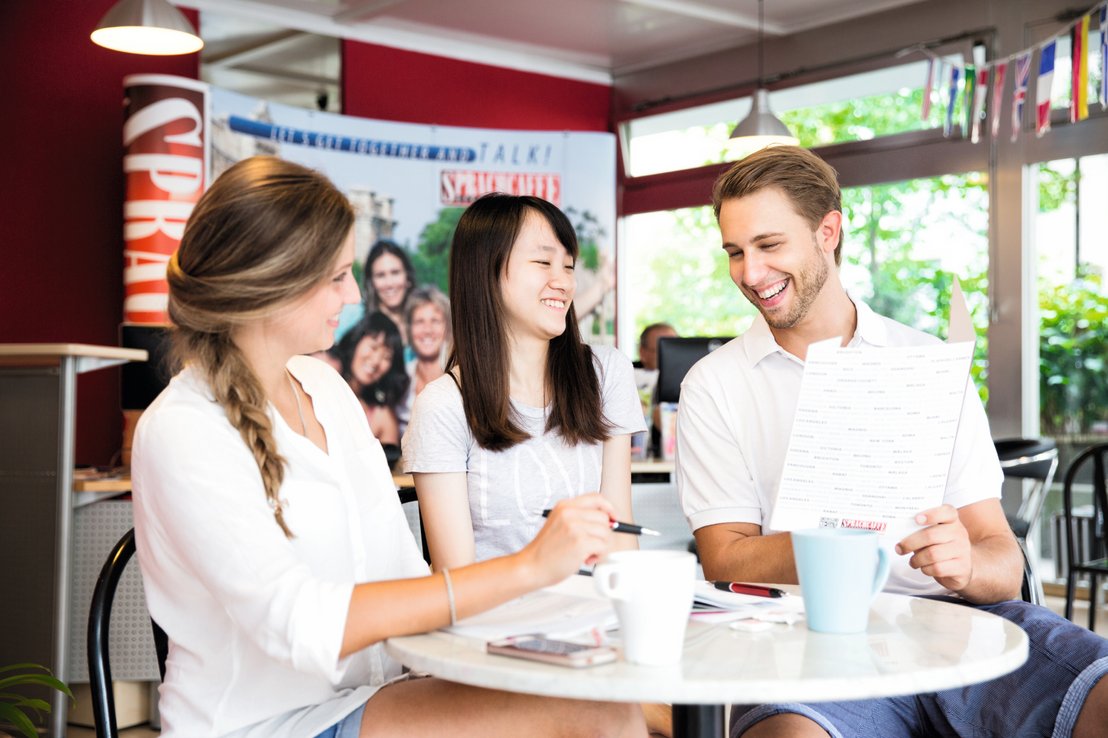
left=994, top=438, right=1059, bottom=605
left=1062, top=442, right=1108, bottom=628
left=88, top=528, right=167, bottom=738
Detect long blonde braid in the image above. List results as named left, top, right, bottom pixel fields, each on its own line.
left=166, top=156, right=354, bottom=537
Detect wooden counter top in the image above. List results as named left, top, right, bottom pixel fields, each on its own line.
left=73, top=460, right=675, bottom=496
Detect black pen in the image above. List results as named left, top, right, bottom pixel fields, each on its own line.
left=713, top=581, right=787, bottom=598
left=540, top=509, right=661, bottom=536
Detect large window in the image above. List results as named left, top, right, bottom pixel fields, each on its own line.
left=840, top=174, right=991, bottom=398
left=1031, top=153, right=1108, bottom=581
left=625, top=172, right=991, bottom=398
left=624, top=59, right=956, bottom=177
left=1035, top=154, right=1108, bottom=440
left=625, top=205, right=758, bottom=340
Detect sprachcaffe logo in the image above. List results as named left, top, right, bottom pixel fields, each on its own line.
left=122, top=76, right=208, bottom=325
left=440, top=170, right=561, bottom=206
left=839, top=519, right=888, bottom=533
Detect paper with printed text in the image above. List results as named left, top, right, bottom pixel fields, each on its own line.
left=768, top=280, right=975, bottom=541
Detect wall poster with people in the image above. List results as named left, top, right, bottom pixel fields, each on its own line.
left=209, top=86, right=617, bottom=450
left=125, top=78, right=616, bottom=453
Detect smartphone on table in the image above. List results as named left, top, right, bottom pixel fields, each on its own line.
left=486, top=636, right=617, bottom=668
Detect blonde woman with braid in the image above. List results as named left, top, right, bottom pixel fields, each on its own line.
left=130, top=156, right=646, bottom=738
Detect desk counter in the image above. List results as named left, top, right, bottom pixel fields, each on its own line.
left=392, top=459, right=674, bottom=490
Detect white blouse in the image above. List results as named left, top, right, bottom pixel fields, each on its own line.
left=132, top=355, right=428, bottom=738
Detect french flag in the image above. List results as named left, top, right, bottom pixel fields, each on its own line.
left=1036, top=40, right=1056, bottom=136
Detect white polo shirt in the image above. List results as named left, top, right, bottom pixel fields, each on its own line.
left=675, top=299, right=1002, bottom=596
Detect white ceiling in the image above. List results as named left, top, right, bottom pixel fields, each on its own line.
left=180, top=0, right=923, bottom=109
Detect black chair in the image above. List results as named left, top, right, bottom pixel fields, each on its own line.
left=88, top=528, right=167, bottom=738
left=994, top=438, right=1059, bottom=605
left=398, top=486, right=432, bottom=563
left=381, top=443, right=402, bottom=471
left=1062, top=442, right=1108, bottom=628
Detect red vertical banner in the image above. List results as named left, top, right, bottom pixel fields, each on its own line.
left=121, top=74, right=208, bottom=325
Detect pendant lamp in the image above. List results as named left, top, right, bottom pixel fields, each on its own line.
left=728, top=0, right=798, bottom=154
left=91, top=0, right=203, bottom=56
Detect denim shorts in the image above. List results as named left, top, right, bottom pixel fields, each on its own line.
left=731, top=599, right=1108, bottom=738
left=313, top=702, right=366, bottom=738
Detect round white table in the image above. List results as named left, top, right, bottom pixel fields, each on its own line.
left=386, top=590, right=1029, bottom=738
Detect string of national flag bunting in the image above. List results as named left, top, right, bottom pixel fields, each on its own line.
left=920, top=1, right=1107, bottom=142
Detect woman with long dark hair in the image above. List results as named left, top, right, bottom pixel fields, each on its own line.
left=362, top=240, right=416, bottom=345
left=402, top=193, right=645, bottom=567
left=130, top=157, right=645, bottom=738
left=333, top=311, right=409, bottom=444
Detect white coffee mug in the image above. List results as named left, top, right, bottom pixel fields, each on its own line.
left=593, top=550, right=696, bottom=665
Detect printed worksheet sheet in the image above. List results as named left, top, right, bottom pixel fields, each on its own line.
left=768, top=281, right=976, bottom=540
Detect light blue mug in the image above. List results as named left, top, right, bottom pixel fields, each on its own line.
left=791, top=528, right=890, bottom=634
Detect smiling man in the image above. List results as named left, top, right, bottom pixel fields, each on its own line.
left=676, top=145, right=1108, bottom=738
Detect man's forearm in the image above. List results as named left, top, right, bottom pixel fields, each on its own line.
left=956, top=533, right=1024, bottom=604
left=695, top=526, right=799, bottom=584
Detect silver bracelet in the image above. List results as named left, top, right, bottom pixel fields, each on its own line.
left=442, top=568, right=457, bottom=626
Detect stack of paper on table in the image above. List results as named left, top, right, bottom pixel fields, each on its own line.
left=691, top=581, right=805, bottom=625
left=445, top=574, right=617, bottom=642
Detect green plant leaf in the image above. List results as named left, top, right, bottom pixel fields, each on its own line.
left=0, top=701, right=39, bottom=738
left=0, top=672, right=73, bottom=698
left=4, top=695, right=51, bottom=713
left=0, top=664, right=49, bottom=675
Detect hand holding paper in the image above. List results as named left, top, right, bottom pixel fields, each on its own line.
left=895, top=504, right=974, bottom=591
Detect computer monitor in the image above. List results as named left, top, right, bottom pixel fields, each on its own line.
left=655, top=336, right=732, bottom=404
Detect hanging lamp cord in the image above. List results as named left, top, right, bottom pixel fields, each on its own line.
left=757, top=0, right=765, bottom=87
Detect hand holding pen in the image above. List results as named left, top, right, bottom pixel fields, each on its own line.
left=525, top=494, right=619, bottom=576
left=541, top=508, right=660, bottom=537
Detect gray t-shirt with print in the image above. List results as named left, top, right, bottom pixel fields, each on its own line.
left=401, top=345, right=647, bottom=562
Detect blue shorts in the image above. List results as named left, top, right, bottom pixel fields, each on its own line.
left=313, top=703, right=366, bottom=738
left=731, top=599, right=1108, bottom=738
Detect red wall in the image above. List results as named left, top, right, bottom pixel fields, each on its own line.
left=342, top=42, right=612, bottom=131
left=0, top=2, right=199, bottom=464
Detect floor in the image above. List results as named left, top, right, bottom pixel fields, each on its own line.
left=64, top=595, right=1108, bottom=737
left=1049, top=593, right=1108, bottom=637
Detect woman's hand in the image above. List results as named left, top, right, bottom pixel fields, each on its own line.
left=518, top=494, right=616, bottom=587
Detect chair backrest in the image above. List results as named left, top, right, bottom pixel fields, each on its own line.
left=398, top=487, right=431, bottom=563
left=87, top=528, right=167, bottom=738
left=994, top=437, right=1059, bottom=533
left=995, top=438, right=1058, bottom=480
left=1062, top=442, right=1108, bottom=565
left=1017, top=542, right=1041, bottom=605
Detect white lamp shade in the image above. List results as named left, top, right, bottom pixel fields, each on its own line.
left=91, top=0, right=203, bottom=55
left=727, top=88, right=799, bottom=157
